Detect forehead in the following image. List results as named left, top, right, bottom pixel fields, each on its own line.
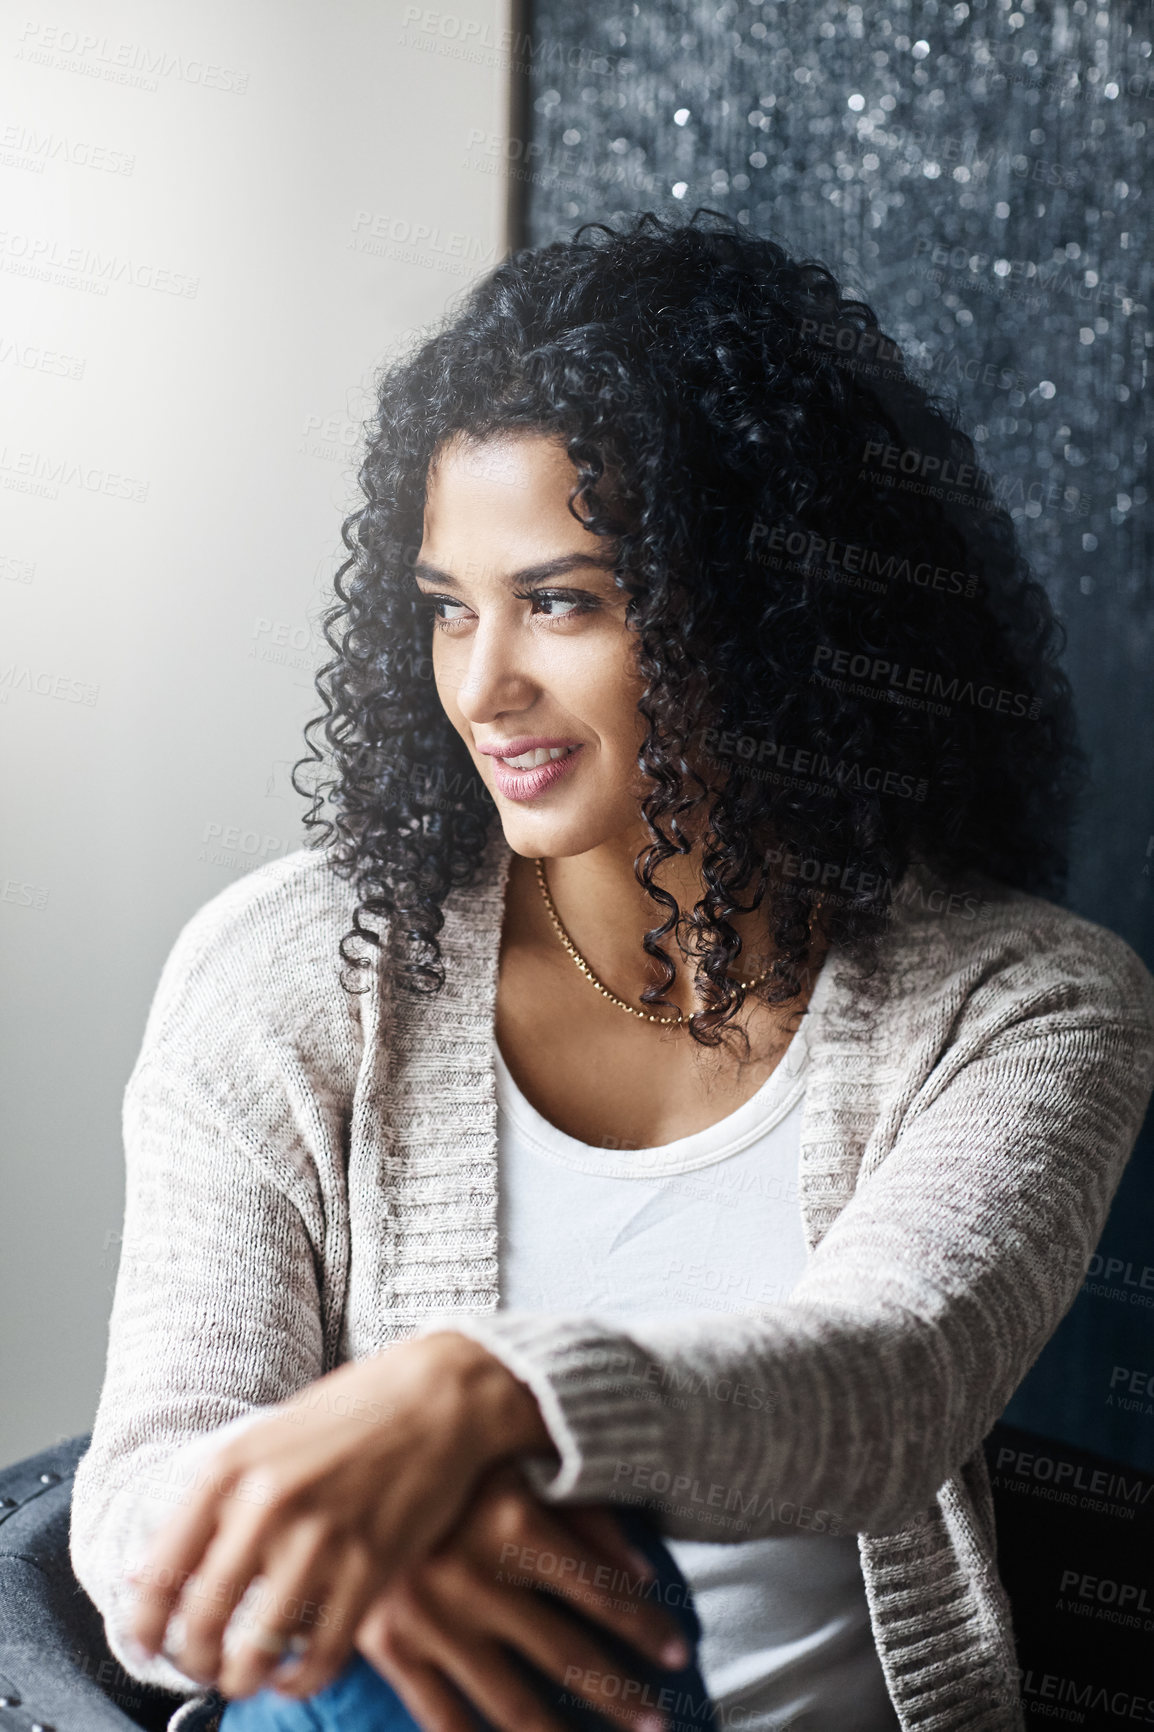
left=421, top=430, right=593, bottom=554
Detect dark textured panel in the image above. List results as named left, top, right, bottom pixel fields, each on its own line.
left=517, top=0, right=1154, bottom=1464
left=983, top=1423, right=1154, bottom=1728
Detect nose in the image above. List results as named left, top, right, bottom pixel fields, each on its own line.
left=453, top=607, right=538, bottom=727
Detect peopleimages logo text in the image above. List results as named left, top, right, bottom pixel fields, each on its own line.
left=811, top=646, right=1040, bottom=719
left=750, top=522, right=981, bottom=598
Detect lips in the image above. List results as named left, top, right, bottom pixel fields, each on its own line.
left=494, top=744, right=579, bottom=770
left=478, top=737, right=583, bottom=762
left=488, top=743, right=584, bottom=802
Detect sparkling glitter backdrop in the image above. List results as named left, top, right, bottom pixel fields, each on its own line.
left=513, top=0, right=1152, bottom=1462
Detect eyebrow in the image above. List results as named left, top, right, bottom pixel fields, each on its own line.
left=412, top=552, right=618, bottom=590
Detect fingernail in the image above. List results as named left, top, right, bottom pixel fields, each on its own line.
left=636, top=1714, right=666, bottom=1732
left=660, top=1636, right=690, bottom=1668
left=626, top=1545, right=657, bottom=1580
left=122, top=1637, right=152, bottom=1667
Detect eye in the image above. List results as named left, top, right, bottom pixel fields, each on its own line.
left=417, top=595, right=472, bottom=632
left=514, top=587, right=599, bottom=621
left=415, top=588, right=600, bottom=633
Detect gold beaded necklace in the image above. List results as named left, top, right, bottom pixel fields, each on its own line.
left=534, top=856, right=812, bottom=1027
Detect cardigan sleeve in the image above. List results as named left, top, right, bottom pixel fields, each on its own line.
left=420, top=1008, right=1154, bottom=1541
left=69, top=1055, right=327, bottom=1694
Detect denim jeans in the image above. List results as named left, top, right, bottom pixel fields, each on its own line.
left=218, top=1506, right=716, bottom=1732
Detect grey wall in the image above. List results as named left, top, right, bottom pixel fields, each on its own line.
left=512, top=0, right=1154, bottom=1465
left=0, top=0, right=509, bottom=1469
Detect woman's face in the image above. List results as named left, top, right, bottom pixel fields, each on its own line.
left=415, top=429, right=650, bottom=860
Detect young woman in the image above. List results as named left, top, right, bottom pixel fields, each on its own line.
left=71, top=212, right=1154, bottom=1732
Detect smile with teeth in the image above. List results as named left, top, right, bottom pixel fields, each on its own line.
left=499, top=745, right=578, bottom=769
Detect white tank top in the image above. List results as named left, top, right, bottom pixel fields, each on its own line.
left=494, top=975, right=900, bottom=1732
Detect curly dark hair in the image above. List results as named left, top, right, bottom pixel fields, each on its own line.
left=294, top=207, right=1087, bottom=1050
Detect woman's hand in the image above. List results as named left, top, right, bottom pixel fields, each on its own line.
left=121, top=1332, right=557, bottom=1698
left=338, top=1464, right=688, bottom=1732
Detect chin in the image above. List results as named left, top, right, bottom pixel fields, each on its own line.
left=499, top=820, right=582, bottom=859
left=497, top=806, right=624, bottom=862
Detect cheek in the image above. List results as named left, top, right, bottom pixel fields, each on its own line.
left=569, top=648, right=638, bottom=732
left=586, top=698, right=648, bottom=779
left=602, top=645, right=647, bottom=746
left=430, top=640, right=461, bottom=711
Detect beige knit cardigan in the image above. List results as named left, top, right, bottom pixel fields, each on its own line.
left=70, top=826, right=1154, bottom=1732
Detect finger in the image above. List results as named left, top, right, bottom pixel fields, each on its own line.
left=494, top=1508, right=689, bottom=1671
left=161, top=1514, right=278, bottom=1685
left=359, top=1628, right=481, bottom=1732
left=560, top=1505, right=657, bottom=1580
left=453, top=1575, right=670, bottom=1732
left=125, top=1429, right=295, bottom=1659
left=399, top=1623, right=573, bottom=1732
left=384, top=1565, right=668, bottom=1732
left=263, top=1538, right=379, bottom=1703
left=123, top=1476, right=236, bottom=1654
left=214, top=1515, right=339, bottom=1700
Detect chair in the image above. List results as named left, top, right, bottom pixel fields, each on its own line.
left=0, top=1434, right=220, bottom=1732
left=3, top=1424, right=1152, bottom=1731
